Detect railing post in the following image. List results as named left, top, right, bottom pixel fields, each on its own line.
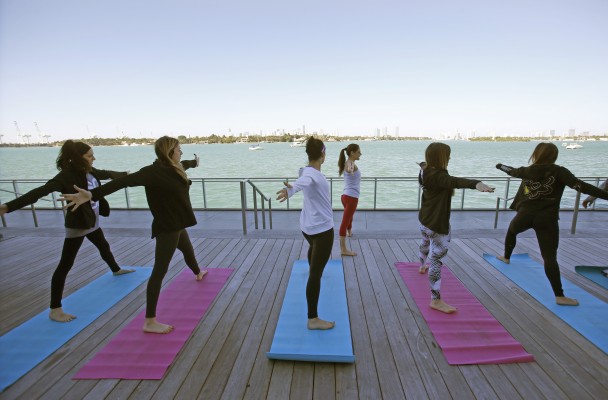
left=12, top=181, right=19, bottom=200
left=252, top=186, right=258, bottom=229
left=1, top=200, right=6, bottom=227
left=330, top=178, right=333, bottom=207
left=460, top=189, right=465, bottom=209
left=373, top=178, right=377, bottom=210
left=285, top=178, right=290, bottom=210
left=494, top=197, right=501, bottom=229
left=125, top=188, right=131, bottom=209
left=269, top=199, right=273, bottom=229
left=503, top=178, right=511, bottom=209
left=202, top=179, right=207, bottom=209
left=571, top=191, right=581, bottom=234
left=261, top=195, right=266, bottom=229
left=240, top=180, right=247, bottom=235
left=30, top=204, right=39, bottom=227
left=417, top=185, right=422, bottom=210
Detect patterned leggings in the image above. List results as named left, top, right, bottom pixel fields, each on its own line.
left=419, top=224, right=451, bottom=300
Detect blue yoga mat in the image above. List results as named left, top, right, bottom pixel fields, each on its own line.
left=267, top=259, right=355, bottom=363
left=483, top=254, right=608, bottom=354
left=0, top=267, right=152, bottom=391
left=575, top=266, right=608, bottom=290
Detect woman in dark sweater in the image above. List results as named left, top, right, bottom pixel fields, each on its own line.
left=61, top=136, right=207, bottom=334
left=0, top=140, right=132, bottom=322
left=418, top=142, right=494, bottom=313
left=496, top=142, right=608, bottom=306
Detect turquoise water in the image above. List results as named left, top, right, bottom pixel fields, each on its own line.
left=1, top=141, right=606, bottom=209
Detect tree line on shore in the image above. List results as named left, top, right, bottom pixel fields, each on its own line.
left=1, top=133, right=606, bottom=147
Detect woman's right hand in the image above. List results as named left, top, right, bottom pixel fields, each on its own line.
left=476, top=182, right=495, bottom=193
left=59, top=185, right=93, bottom=211
left=0, top=204, right=8, bottom=216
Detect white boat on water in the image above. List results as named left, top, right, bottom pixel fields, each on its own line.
left=248, top=144, right=264, bottom=151
left=565, top=143, right=583, bottom=149
left=290, top=139, right=305, bottom=147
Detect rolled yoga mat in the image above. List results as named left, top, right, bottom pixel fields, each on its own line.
left=574, top=266, right=608, bottom=290
left=74, top=268, right=233, bottom=380
left=483, top=254, right=608, bottom=354
left=395, top=261, right=534, bottom=364
left=267, top=259, right=355, bottom=363
left=0, top=267, right=152, bottom=391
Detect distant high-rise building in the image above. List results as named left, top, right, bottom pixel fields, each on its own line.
left=568, top=129, right=575, bottom=136
left=550, top=130, right=556, bottom=137
left=395, top=126, right=399, bottom=136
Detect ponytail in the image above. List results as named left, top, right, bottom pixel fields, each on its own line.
left=338, top=148, right=347, bottom=176
left=338, top=143, right=360, bottom=176
left=56, top=140, right=91, bottom=172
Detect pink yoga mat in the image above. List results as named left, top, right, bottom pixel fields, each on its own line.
left=74, top=268, right=233, bottom=380
left=395, top=262, right=534, bottom=365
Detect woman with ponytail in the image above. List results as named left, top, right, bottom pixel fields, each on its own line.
left=337, top=143, right=361, bottom=256
left=0, top=140, right=132, bottom=322
left=276, top=136, right=335, bottom=330
left=61, top=136, right=207, bottom=334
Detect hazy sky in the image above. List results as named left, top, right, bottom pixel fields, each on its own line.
left=1, top=0, right=607, bottom=142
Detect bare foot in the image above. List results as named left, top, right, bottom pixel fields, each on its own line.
left=430, top=299, right=457, bottom=314
left=341, top=249, right=357, bottom=256
left=196, top=270, right=208, bottom=281
left=497, top=256, right=510, bottom=264
left=307, top=317, right=335, bottom=330
left=419, top=265, right=429, bottom=274
left=49, top=307, right=76, bottom=322
left=113, top=268, right=135, bottom=276
left=556, top=296, right=579, bottom=306
left=143, top=318, right=174, bottom=333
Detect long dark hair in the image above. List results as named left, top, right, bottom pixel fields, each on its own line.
left=425, top=142, right=451, bottom=170
left=56, top=140, right=92, bottom=172
left=338, top=143, right=359, bottom=176
left=529, top=142, right=558, bottom=165
left=305, top=136, right=325, bottom=162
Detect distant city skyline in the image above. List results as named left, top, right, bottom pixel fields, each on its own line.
left=1, top=1, right=607, bottom=143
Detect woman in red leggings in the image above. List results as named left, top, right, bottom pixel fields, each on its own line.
left=338, top=143, right=361, bottom=256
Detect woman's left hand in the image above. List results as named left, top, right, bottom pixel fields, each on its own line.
left=194, top=153, right=200, bottom=167
left=59, top=185, right=93, bottom=211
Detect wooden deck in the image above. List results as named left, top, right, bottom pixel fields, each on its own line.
left=1, top=224, right=607, bottom=399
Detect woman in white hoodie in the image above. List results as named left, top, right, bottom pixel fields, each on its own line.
left=276, top=137, right=335, bottom=330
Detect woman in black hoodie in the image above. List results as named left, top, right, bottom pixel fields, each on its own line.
left=496, top=142, right=608, bottom=306
left=0, top=140, right=132, bottom=322
left=418, top=142, right=494, bottom=313
left=61, top=136, right=207, bottom=334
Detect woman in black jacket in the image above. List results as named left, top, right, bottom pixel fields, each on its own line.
left=496, top=142, right=608, bottom=306
left=0, top=140, right=132, bottom=322
left=418, top=142, right=494, bottom=313
left=61, top=136, right=207, bottom=334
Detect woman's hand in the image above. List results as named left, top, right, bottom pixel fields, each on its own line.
left=194, top=153, right=200, bottom=167
left=0, top=204, right=8, bottom=217
left=59, top=185, right=93, bottom=211
left=276, top=181, right=292, bottom=202
left=476, top=182, right=495, bottom=193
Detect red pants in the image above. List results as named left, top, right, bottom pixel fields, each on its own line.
left=340, top=195, right=359, bottom=237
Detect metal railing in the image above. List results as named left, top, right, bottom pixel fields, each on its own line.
left=240, top=179, right=273, bottom=235
left=1, top=176, right=606, bottom=231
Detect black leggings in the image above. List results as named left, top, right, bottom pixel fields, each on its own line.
left=51, top=228, right=120, bottom=309
left=146, top=229, right=201, bottom=318
left=302, top=228, right=334, bottom=319
left=503, top=212, right=564, bottom=297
